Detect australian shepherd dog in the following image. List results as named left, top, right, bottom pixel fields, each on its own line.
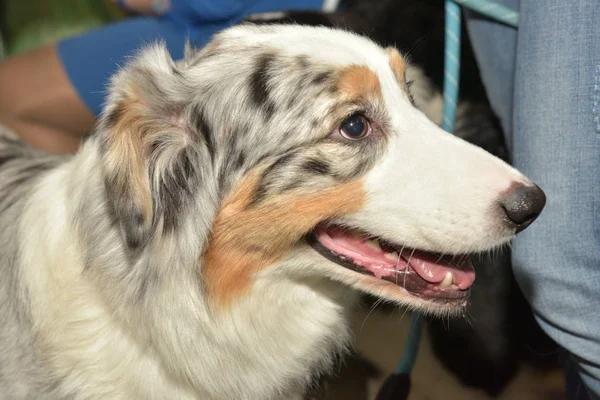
left=0, top=24, right=545, bottom=399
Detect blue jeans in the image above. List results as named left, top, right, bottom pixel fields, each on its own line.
left=465, top=1, right=600, bottom=399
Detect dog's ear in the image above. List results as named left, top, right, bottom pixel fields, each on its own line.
left=97, top=43, right=204, bottom=248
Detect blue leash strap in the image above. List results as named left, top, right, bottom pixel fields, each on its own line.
left=443, top=0, right=519, bottom=132
left=442, top=0, right=463, bottom=132
left=396, top=313, right=424, bottom=374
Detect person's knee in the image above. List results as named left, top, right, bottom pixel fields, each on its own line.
left=0, top=44, right=95, bottom=137
left=0, top=50, right=51, bottom=125
left=512, top=204, right=600, bottom=397
left=0, top=66, right=28, bottom=123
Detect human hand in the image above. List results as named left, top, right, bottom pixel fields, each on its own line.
left=114, top=0, right=170, bottom=15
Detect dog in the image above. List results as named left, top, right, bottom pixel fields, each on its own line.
left=0, top=24, right=546, bottom=399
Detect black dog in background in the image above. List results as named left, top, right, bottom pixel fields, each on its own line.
left=249, top=0, right=558, bottom=396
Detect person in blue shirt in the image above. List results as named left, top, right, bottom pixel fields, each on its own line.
left=0, top=0, right=334, bottom=153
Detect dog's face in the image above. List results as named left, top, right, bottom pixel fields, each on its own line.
left=98, top=24, right=544, bottom=315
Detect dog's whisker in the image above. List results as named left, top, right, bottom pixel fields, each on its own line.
left=399, top=306, right=410, bottom=322
left=403, top=248, right=417, bottom=289
left=462, top=309, right=475, bottom=328
left=395, top=250, right=401, bottom=286
left=360, top=298, right=384, bottom=331
left=435, top=252, right=446, bottom=264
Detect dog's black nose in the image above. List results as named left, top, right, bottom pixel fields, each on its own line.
left=500, top=183, right=546, bottom=233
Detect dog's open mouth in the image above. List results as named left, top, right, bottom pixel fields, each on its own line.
left=308, top=224, right=475, bottom=301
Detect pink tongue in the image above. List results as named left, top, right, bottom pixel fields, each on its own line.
left=315, top=226, right=475, bottom=290
left=406, top=251, right=474, bottom=290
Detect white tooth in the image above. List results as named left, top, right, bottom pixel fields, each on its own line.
left=365, top=239, right=382, bottom=251
left=384, top=251, right=399, bottom=261
left=441, top=272, right=453, bottom=288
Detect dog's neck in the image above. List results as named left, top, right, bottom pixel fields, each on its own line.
left=17, top=142, right=356, bottom=399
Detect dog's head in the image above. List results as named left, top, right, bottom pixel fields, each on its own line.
left=96, top=24, right=545, bottom=315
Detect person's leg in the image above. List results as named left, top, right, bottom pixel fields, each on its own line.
left=463, top=0, right=519, bottom=148
left=512, top=2, right=600, bottom=398
left=467, top=1, right=600, bottom=398
left=0, top=44, right=95, bottom=154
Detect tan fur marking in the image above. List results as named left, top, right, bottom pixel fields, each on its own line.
left=385, top=47, right=409, bottom=92
left=105, top=96, right=154, bottom=222
left=337, top=65, right=382, bottom=101
left=203, top=170, right=366, bottom=307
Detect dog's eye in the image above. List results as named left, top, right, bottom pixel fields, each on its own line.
left=339, top=114, right=371, bottom=140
